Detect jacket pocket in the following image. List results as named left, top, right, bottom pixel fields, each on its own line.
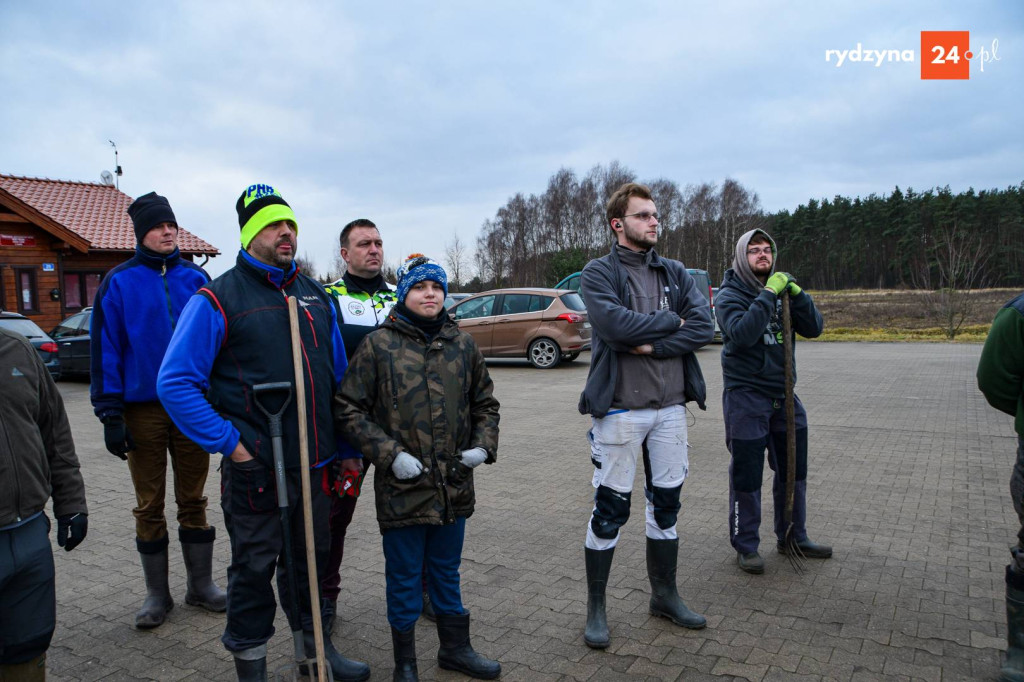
left=230, top=458, right=277, bottom=513
left=384, top=456, right=437, bottom=519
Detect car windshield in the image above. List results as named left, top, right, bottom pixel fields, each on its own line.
left=560, top=292, right=586, bottom=312
left=0, top=318, right=47, bottom=339
left=689, top=272, right=711, bottom=301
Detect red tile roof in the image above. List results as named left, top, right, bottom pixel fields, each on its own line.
left=0, top=174, right=219, bottom=255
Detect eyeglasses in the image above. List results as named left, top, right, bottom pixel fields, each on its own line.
left=746, top=247, right=772, bottom=256
left=623, top=211, right=659, bottom=223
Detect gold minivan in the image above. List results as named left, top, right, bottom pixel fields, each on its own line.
left=449, top=288, right=590, bottom=368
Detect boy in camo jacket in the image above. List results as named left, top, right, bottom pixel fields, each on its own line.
left=334, top=254, right=501, bottom=682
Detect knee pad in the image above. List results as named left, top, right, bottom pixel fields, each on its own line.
left=0, top=632, right=52, bottom=665
left=645, top=484, right=682, bottom=530
left=590, top=485, right=631, bottom=539
left=731, top=438, right=766, bottom=492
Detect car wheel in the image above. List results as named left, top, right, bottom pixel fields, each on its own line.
left=528, top=338, right=561, bottom=369
left=562, top=352, right=580, bottom=363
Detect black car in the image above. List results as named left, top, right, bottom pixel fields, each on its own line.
left=49, top=308, right=93, bottom=377
left=0, top=311, right=61, bottom=379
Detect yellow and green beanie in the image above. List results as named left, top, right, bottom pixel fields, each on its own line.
left=236, top=183, right=298, bottom=248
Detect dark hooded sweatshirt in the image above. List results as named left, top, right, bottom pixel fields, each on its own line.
left=716, top=229, right=824, bottom=399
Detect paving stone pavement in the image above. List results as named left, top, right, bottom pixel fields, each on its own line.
left=42, top=342, right=1014, bottom=681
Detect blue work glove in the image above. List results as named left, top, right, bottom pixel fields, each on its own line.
left=391, top=451, right=424, bottom=480
left=102, top=414, right=135, bottom=461
left=459, top=447, right=488, bottom=468
left=57, top=513, right=88, bottom=551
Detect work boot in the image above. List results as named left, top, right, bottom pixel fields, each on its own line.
left=777, top=537, right=832, bottom=559
left=0, top=653, right=46, bottom=681
left=322, top=596, right=338, bottom=634
left=436, top=612, right=501, bottom=679
left=1003, top=565, right=1024, bottom=681
left=136, top=537, right=174, bottom=629
left=180, top=527, right=227, bottom=612
left=303, top=630, right=371, bottom=681
left=232, top=650, right=268, bottom=682
left=584, top=546, right=614, bottom=649
left=646, top=538, right=706, bottom=629
left=392, top=625, right=419, bottom=682
left=421, top=588, right=436, bottom=621
left=737, top=551, right=765, bottom=575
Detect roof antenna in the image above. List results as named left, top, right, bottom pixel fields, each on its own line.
left=108, top=140, right=123, bottom=190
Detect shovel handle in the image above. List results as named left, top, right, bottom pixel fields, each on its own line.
left=288, top=296, right=330, bottom=681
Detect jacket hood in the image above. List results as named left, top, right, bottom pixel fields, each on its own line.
left=732, top=228, right=776, bottom=293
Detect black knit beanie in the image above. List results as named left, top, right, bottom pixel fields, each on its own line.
left=127, top=192, right=177, bottom=243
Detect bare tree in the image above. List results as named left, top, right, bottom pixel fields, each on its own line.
left=294, top=252, right=319, bottom=281
left=444, top=232, right=469, bottom=291
left=917, top=221, right=991, bottom=339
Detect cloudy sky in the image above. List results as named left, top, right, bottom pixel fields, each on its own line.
left=1, top=1, right=1020, bottom=277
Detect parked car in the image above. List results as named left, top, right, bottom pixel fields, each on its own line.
left=555, top=268, right=718, bottom=339
left=0, top=310, right=61, bottom=379
left=49, top=308, right=93, bottom=377
left=443, top=292, right=471, bottom=309
left=449, top=288, right=590, bottom=369
left=711, top=286, right=722, bottom=342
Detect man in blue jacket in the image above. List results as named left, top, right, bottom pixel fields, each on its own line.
left=578, top=182, right=714, bottom=650
left=90, top=192, right=225, bottom=629
left=716, top=229, right=829, bottom=575
left=157, top=184, right=370, bottom=682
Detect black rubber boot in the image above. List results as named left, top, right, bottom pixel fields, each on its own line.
left=1003, top=565, right=1024, bottom=682
left=136, top=536, right=174, bottom=629
left=436, top=612, right=500, bottom=679
left=421, top=589, right=436, bottom=621
left=646, top=538, right=706, bottom=629
left=322, top=596, right=337, bottom=635
left=584, top=547, right=614, bottom=649
left=232, top=653, right=267, bottom=682
left=0, top=653, right=46, bottom=681
left=303, top=630, right=371, bottom=682
left=392, top=625, right=419, bottom=682
left=180, top=527, right=227, bottom=612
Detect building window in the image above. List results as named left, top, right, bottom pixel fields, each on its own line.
left=64, top=271, right=104, bottom=310
left=15, top=268, right=38, bottom=314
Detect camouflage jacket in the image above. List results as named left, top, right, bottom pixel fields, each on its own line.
left=333, top=313, right=499, bottom=530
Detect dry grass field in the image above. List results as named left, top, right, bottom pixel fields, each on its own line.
left=806, top=288, right=1020, bottom=342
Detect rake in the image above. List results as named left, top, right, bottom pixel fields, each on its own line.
left=781, top=288, right=806, bottom=573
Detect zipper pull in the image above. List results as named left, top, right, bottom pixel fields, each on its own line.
left=162, top=263, right=167, bottom=276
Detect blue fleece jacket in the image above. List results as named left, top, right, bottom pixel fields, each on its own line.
left=90, top=246, right=209, bottom=419
left=156, top=250, right=351, bottom=461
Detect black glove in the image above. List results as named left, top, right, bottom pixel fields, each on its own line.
left=102, top=414, right=135, bottom=460
left=57, top=513, right=88, bottom=551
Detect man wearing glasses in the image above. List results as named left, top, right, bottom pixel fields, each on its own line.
left=716, top=229, right=828, bottom=575
left=578, top=182, right=714, bottom=649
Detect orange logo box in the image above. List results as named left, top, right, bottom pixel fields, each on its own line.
left=921, top=31, right=971, bottom=79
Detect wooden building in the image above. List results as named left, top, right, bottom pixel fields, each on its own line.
left=0, top=175, right=219, bottom=331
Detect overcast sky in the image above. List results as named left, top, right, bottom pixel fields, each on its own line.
left=1, top=1, right=1020, bottom=278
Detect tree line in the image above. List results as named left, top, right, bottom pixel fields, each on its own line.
left=470, top=161, right=1024, bottom=292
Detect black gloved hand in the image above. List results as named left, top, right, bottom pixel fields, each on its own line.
left=57, top=513, right=88, bottom=551
left=102, top=414, right=135, bottom=460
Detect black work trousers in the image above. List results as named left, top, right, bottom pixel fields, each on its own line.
left=220, top=457, right=329, bottom=653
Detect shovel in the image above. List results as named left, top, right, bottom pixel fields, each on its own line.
left=251, top=381, right=308, bottom=681
left=781, top=289, right=806, bottom=573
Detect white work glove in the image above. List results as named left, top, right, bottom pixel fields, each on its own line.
left=391, top=451, right=424, bottom=480
left=459, top=447, right=488, bottom=469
